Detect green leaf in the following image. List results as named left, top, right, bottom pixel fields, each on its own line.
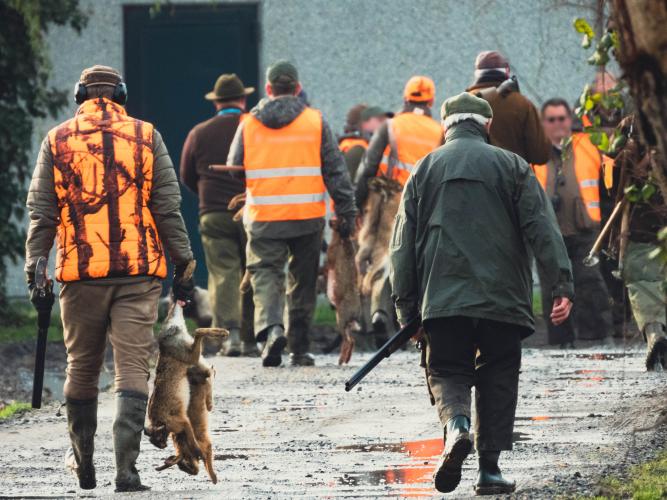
left=598, top=132, right=610, bottom=152
left=582, top=34, right=592, bottom=49
left=585, top=97, right=595, bottom=110
left=625, top=185, right=641, bottom=203
left=657, top=227, right=667, bottom=241
left=573, top=18, right=595, bottom=38
left=641, top=183, right=657, bottom=201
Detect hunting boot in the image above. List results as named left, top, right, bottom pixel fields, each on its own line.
left=474, top=450, right=516, bottom=495
left=433, top=415, right=472, bottom=493
left=241, top=340, right=260, bottom=357
left=645, top=322, right=667, bottom=371
left=290, top=352, right=316, bottom=367
left=65, top=397, right=97, bottom=490
left=372, top=311, right=389, bottom=349
left=202, top=335, right=224, bottom=357
left=222, top=327, right=242, bottom=357
left=261, top=325, right=287, bottom=367
left=113, top=392, right=150, bottom=492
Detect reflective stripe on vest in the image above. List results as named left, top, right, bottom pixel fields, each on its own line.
left=531, top=132, right=602, bottom=222
left=243, top=107, right=325, bottom=222
left=50, top=97, right=167, bottom=282
left=339, top=137, right=368, bottom=153
left=377, top=112, right=443, bottom=185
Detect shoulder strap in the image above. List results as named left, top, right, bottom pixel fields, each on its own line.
left=386, top=118, right=399, bottom=179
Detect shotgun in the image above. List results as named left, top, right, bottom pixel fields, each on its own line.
left=344, top=316, right=421, bottom=392
left=31, top=256, right=54, bottom=409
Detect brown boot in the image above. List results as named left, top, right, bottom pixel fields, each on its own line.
left=65, top=397, right=97, bottom=490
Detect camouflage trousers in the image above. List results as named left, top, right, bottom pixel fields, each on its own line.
left=623, top=241, right=666, bottom=333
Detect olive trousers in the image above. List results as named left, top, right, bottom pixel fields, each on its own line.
left=424, top=316, right=525, bottom=451
left=60, top=279, right=161, bottom=400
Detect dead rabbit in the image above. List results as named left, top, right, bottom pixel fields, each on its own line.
left=145, top=262, right=227, bottom=458
left=156, top=362, right=217, bottom=484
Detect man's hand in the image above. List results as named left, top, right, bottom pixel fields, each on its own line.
left=27, top=276, right=55, bottom=313
left=172, top=262, right=195, bottom=306
left=551, top=296, right=573, bottom=325
left=336, top=216, right=355, bottom=239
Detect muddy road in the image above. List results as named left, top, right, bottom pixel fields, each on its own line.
left=2, top=344, right=666, bottom=498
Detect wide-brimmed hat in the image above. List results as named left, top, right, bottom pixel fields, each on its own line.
left=205, top=73, right=254, bottom=101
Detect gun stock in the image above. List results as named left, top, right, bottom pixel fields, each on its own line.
left=32, top=257, right=53, bottom=409
left=344, top=316, right=421, bottom=392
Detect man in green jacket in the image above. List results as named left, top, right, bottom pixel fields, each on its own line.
left=390, top=93, right=574, bottom=495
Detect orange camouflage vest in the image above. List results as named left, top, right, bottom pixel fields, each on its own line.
left=50, top=97, right=166, bottom=282
left=339, top=136, right=368, bottom=153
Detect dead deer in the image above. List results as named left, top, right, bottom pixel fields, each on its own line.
left=326, top=222, right=362, bottom=364
left=145, top=301, right=227, bottom=457
left=356, top=177, right=403, bottom=298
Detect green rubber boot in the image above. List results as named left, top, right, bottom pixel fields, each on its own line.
left=113, top=392, right=150, bottom=493
left=474, top=450, right=516, bottom=495
left=65, top=397, right=97, bottom=490
left=433, top=415, right=472, bottom=493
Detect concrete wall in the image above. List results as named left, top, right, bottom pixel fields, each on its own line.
left=7, top=0, right=599, bottom=296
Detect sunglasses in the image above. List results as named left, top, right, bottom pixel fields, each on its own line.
left=545, top=116, right=569, bottom=123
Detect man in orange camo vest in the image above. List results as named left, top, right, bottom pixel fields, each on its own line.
left=533, top=98, right=612, bottom=346
left=228, top=61, right=356, bottom=368
left=354, top=76, right=443, bottom=346
left=25, top=66, right=194, bottom=493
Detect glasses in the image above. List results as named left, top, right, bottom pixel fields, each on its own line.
left=545, top=116, right=569, bottom=123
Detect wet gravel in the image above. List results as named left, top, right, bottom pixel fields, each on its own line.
left=1, top=344, right=665, bottom=498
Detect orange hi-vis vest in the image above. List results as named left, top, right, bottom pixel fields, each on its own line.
left=532, top=132, right=602, bottom=222
left=242, top=107, right=326, bottom=222
left=378, top=112, right=443, bottom=185
left=50, top=97, right=167, bottom=282
left=339, top=136, right=368, bottom=153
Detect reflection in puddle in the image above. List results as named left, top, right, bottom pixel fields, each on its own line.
left=555, top=369, right=606, bottom=386
left=335, top=433, right=530, bottom=496
left=548, top=352, right=638, bottom=360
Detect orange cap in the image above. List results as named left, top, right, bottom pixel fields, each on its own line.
left=403, top=76, right=435, bottom=103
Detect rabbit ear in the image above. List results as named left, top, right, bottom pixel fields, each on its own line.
left=156, top=455, right=181, bottom=471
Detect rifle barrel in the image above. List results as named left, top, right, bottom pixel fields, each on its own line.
left=31, top=323, right=49, bottom=409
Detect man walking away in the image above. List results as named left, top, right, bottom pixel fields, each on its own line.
left=534, top=98, right=612, bottom=345
left=228, top=61, right=356, bottom=367
left=355, top=76, right=443, bottom=346
left=467, top=50, right=550, bottom=164
left=25, top=66, right=194, bottom=492
left=390, top=93, right=573, bottom=495
left=339, top=104, right=392, bottom=179
left=181, top=73, right=257, bottom=357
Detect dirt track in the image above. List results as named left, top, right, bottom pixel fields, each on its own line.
left=1, top=343, right=666, bottom=499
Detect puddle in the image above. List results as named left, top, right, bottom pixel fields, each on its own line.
left=42, top=369, right=113, bottom=401
left=548, top=352, right=638, bottom=360
left=555, top=369, right=606, bottom=385
left=334, top=433, right=532, bottom=495
left=211, top=427, right=239, bottom=433
left=214, top=453, right=249, bottom=461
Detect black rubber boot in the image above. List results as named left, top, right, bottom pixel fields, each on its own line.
left=289, top=352, right=316, bottom=366
left=261, top=325, right=287, bottom=367
left=474, top=450, right=516, bottom=495
left=433, top=415, right=472, bottom=493
left=644, top=323, right=667, bottom=372
left=65, top=397, right=97, bottom=490
left=113, top=392, right=150, bottom=493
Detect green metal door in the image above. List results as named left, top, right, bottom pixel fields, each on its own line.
left=124, top=4, right=259, bottom=287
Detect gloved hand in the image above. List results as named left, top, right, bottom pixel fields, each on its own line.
left=172, top=262, right=195, bottom=306
left=336, top=216, right=355, bottom=239
left=26, top=272, right=55, bottom=313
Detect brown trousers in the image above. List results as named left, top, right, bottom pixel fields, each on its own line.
left=60, top=279, right=161, bottom=400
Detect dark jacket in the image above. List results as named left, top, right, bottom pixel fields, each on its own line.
left=180, top=107, right=246, bottom=215
left=228, top=96, right=356, bottom=238
left=354, top=103, right=443, bottom=208
left=467, top=79, right=550, bottom=165
left=25, top=126, right=193, bottom=278
left=389, top=120, right=574, bottom=331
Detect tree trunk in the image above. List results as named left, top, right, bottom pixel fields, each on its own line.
left=611, top=0, right=667, bottom=200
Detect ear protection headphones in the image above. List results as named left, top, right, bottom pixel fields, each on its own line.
left=74, top=71, right=128, bottom=105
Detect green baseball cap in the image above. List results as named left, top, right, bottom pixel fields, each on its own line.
left=440, top=92, right=493, bottom=121
left=266, top=60, right=299, bottom=85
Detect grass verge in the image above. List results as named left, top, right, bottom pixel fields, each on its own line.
left=0, top=402, right=32, bottom=420
left=583, top=450, right=667, bottom=500
left=0, top=301, right=63, bottom=344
